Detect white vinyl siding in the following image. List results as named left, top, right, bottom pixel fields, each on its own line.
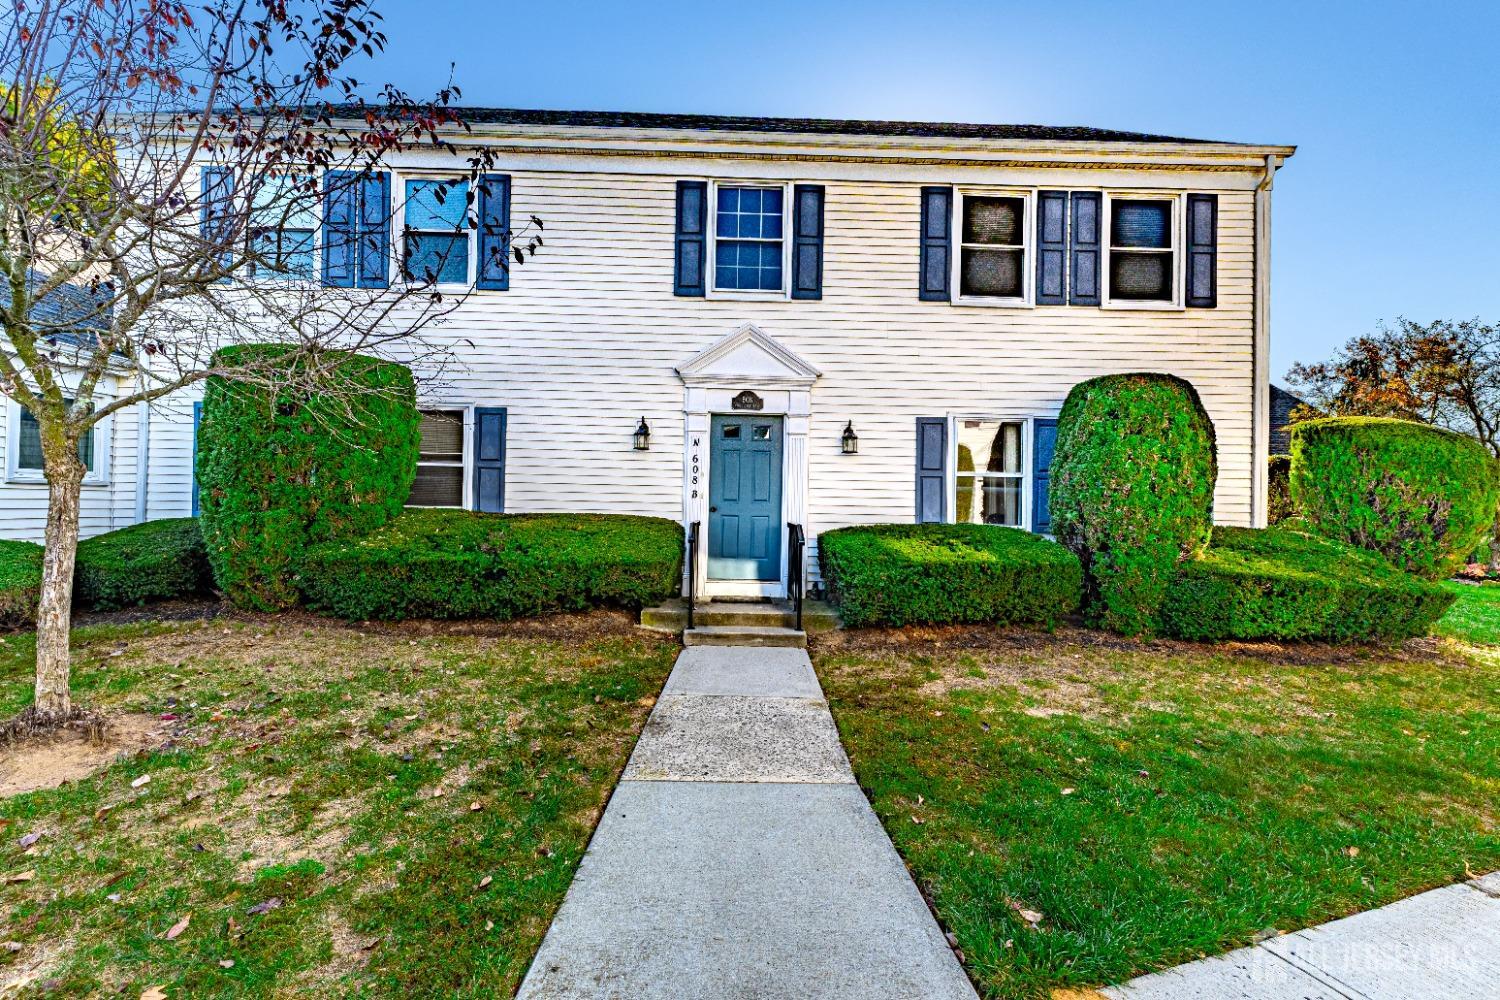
left=2, top=155, right=1261, bottom=558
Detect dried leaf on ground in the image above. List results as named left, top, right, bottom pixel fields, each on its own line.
left=164, top=913, right=191, bottom=940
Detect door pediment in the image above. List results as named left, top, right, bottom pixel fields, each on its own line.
left=676, top=324, right=822, bottom=387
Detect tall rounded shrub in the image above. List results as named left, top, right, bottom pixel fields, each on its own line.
left=197, top=345, right=420, bottom=610
left=1051, top=373, right=1218, bottom=635
left=1290, top=417, right=1499, bottom=579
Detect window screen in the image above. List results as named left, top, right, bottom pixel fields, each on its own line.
left=410, top=408, right=464, bottom=506
left=1109, top=199, right=1174, bottom=301
left=960, top=196, right=1025, bottom=298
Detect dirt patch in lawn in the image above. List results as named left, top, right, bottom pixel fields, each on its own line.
left=0, top=713, right=168, bottom=797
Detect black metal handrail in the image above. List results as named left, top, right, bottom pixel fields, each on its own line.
left=686, top=520, right=700, bottom=631
left=787, top=522, right=805, bottom=632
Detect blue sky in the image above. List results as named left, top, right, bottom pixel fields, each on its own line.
left=364, top=0, right=1499, bottom=382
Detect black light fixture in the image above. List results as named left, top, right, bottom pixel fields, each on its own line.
left=633, top=416, right=651, bottom=451
left=841, top=420, right=859, bottom=455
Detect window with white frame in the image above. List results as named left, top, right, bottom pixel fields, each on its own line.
left=958, top=193, right=1028, bottom=301
left=1107, top=196, right=1176, bottom=303
left=8, top=397, right=104, bottom=483
left=954, top=418, right=1025, bottom=526
left=248, top=174, right=317, bottom=279
left=402, top=178, right=472, bottom=285
left=410, top=408, right=465, bottom=507
left=713, top=185, right=785, bottom=292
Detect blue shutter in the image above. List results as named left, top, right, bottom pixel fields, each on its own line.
left=674, top=181, right=707, bottom=296
left=1185, top=193, right=1218, bottom=308
left=915, top=417, right=948, bottom=523
left=1031, top=418, right=1058, bottom=533
left=191, top=401, right=202, bottom=517
left=1069, top=192, right=1102, bottom=306
left=357, top=171, right=390, bottom=289
left=791, top=184, right=825, bottom=300
left=476, top=173, right=512, bottom=290
left=1036, top=191, right=1068, bottom=305
left=322, top=170, right=358, bottom=288
left=200, top=167, right=235, bottom=273
left=919, top=187, right=952, bottom=301
left=473, top=407, right=507, bottom=513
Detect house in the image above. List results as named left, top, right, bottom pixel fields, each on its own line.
left=0, top=108, right=1293, bottom=600
left=1269, top=384, right=1306, bottom=455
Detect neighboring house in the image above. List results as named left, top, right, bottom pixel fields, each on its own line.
left=0, top=108, right=1293, bottom=601
left=1269, top=384, right=1305, bottom=455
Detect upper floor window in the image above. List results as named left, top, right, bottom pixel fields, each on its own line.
left=403, top=178, right=472, bottom=285
left=714, top=185, right=784, bottom=292
left=958, top=193, right=1027, bottom=302
left=1107, top=197, right=1176, bottom=304
left=249, top=175, right=317, bottom=280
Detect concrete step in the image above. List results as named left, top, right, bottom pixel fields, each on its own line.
left=682, top=625, right=808, bottom=648
left=641, top=599, right=840, bottom=634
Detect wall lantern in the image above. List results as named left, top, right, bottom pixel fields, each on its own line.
left=841, top=420, right=859, bottom=455
left=633, top=416, right=651, bottom=451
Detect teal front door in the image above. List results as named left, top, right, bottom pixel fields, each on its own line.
left=708, top=414, right=783, bottom=581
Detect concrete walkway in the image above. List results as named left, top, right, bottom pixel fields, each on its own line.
left=516, top=645, right=977, bottom=999
left=1106, top=871, right=1500, bottom=999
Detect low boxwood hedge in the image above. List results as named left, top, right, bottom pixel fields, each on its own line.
left=1159, top=525, right=1454, bottom=642
left=75, top=518, right=215, bottom=611
left=818, top=523, right=1082, bottom=628
left=300, top=509, right=684, bottom=621
left=0, top=539, right=43, bottom=629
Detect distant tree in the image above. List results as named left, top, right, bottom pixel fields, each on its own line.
left=1288, top=318, right=1500, bottom=566
left=1, top=0, right=540, bottom=731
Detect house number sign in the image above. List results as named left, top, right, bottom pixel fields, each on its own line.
left=690, top=435, right=701, bottom=499
left=731, top=390, right=764, bottom=411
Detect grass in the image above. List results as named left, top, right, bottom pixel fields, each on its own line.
left=1437, top=580, right=1500, bottom=644
left=0, top=608, right=676, bottom=997
left=814, top=626, right=1500, bottom=999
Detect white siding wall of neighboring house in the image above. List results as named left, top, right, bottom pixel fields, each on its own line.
left=0, top=374, right=142, bottom=543
left=1, top=141, right=1274, bottom=582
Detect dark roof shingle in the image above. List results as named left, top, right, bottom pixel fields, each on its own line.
left=327, top=106, right=1230, bottom=145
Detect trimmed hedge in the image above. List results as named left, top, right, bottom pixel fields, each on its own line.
left=300, top=509, right=683, bottom=621
left=75, top=518, right=214, bottom=611
left=0, top=539, right=43, bottom=630
left=817, top=523, right=1082, bottom=628
left=197, top=345, right=420, bottom=610
left=1291, top=417, right=1499, bottom=579
left=1051, top=373, right=1218, bottom=636
left=1267, top=454, right=1294, bottom=525
left=1159, top=526, right=1454, bottom=642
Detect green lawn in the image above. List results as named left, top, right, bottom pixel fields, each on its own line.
left=815, top=627, right=1500, bottom=999
left=0, top=611, right=676, bottom=997
left=1437, top=580, right=1500, bottom=644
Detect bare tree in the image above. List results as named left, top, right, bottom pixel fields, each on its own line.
left=1, top=0, right=540, bottom=728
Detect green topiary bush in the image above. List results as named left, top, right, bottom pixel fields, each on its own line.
left=197, top=345, right=420, bottom=610
left=0, top=539, right=43, bottom=630
left=1291, top=417, right=1499, bottom=579
left=75, top=518, right=214, bottom=611
left=1267, top=454, right=1294, bottom=525
left=817, top=523, right=1082, bottom=628
left=1160, top=526, right=1454, bottom=642
left=300, top=509, right=683, bottom=621
left=1050, top=373, right=1218, bottom=635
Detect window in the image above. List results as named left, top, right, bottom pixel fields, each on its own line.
left=410, top=408, right=465, bottom=507
left=403, top=178, right=471, bottom=285
left=1108, top=197, right=1176, bottom=303
left=248, top=175, right=317, bottom=279
left=954, top=419, right=1024, bottom=526
left=958, top=194, right=1027, bottom=300
left=8, top=397, right=103, bottom=484
left=714, top=186, right=784, bottom=291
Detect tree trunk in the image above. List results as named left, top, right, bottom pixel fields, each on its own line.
left=32, top=440, right=86, bottom=722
